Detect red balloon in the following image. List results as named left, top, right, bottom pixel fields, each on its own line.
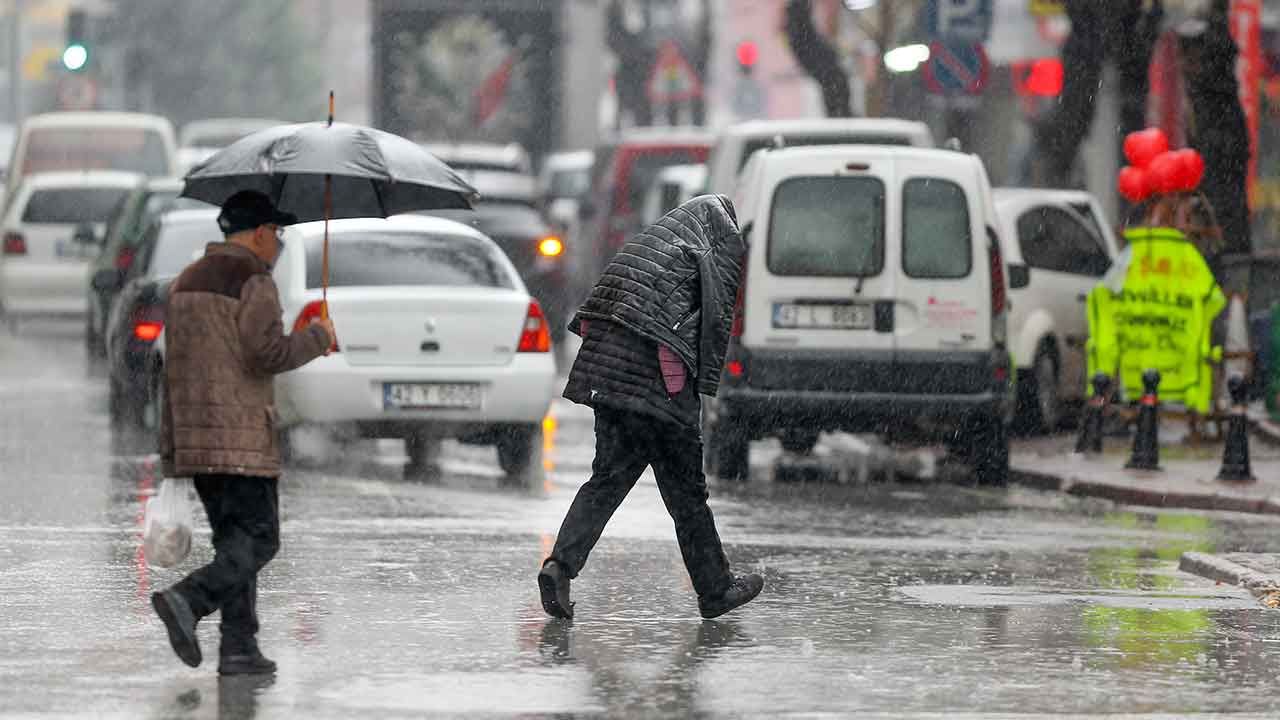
left=1147, top=151, right=1184, bottom=194
left=1175, top=148, right=1205, bottom=191
left=1117, top=165, right=1151, bottom=203
left=1123, top=128, right=1170, bottom=169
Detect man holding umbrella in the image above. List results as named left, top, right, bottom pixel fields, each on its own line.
left=152, top=190, right=335, bottom=675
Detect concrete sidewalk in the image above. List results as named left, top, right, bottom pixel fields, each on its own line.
left=1011, top=429, right=1280, bottom=516
left=1179, top=552, right=1280, bottom=608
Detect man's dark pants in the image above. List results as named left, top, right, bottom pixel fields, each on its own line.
left=549, top=407, right=732, bottom=599
left=172, top=474, right=280, bottom=654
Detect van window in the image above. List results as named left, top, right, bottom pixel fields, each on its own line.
left=1017, top=206, right=1111, bottom=277
left=21, top=128, right=169, bottom=177
left=902, top=178, right=971, bottom=279
left=767, top=176, right=884, bottom=277
left=305, top=233, right=513, bottom=289
left=21, top=187, right=132, bottom=224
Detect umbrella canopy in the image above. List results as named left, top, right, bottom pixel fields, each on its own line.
left=180, top=122, right=478, bottom=220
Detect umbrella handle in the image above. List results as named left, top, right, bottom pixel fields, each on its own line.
left=321, top=173, right=332, bottom=318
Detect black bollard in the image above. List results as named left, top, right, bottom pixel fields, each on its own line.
left=1126, top=369, right=1162, bottom=471
left=1075, top=373, right=1111, bottom=455
left=1217, top=375, right=1255, bottom=482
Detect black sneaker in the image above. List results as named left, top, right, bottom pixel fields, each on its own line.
left=698, top=574, right=764, bottom=619
left=538, top=560, right=574, bottom=619
left=219, top=649, right=278, bottom=676
left=152, top=589, right=202, bottom=668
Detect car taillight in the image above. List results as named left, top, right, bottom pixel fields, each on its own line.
left=115, top=246, right=136, bottom=272
left=131, top=305, right=164, bottom=343
left=727, top=360, right=744, bottom=377
left=537, top=236, right=564, bottom=257
left=988, top=239, right=1007, bottom=317
left=293, top=300, right=339, bottom=352
left=518, top=300, right=551, bottom=352
left=3, top=232, right=26, bottom=255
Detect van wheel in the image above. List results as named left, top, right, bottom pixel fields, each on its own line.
left=1018, top=349, right=1060, bottom=434
left=780, top=430, right=819, bottom=455
left=967, top=414, right=1010, bottom=487
left=707, top=415, right=750, bottom=482
left=497, top=423, right=544, bottom=488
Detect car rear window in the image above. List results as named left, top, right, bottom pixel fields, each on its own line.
left=902, top=178, right=971, bottom=279
left=22, top=127, right=169, bottom=177
left=21, top=187, right=132, bottom=224
left=150, top=220, right=223, bottom=277
left=305, top=232, right=513, bottom=289
left=738, top=134, right=912, bottom=171
left=767, top=176, right=885, bottom=277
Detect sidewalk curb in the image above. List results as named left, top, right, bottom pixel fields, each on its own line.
left=1179, top=552, right=1280, bottom=604
left=1010, top=465, right=1280, bottom=516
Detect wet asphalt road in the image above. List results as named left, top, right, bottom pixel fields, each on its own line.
left=5, top=324, right=1280, bottom=718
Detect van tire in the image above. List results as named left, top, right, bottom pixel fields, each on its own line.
left=1018, top=349, right=1060, bottom=434
left=708, top=417, right=750, bottom=481
left=968, top=414, right=1010, bottom=487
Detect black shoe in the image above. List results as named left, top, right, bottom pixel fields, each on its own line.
left=152, top=589, right=202, bottom=668
left=219, top=649, right=277, bottom=676
left=698, top=574, right=764, bottom=619
left=538, top=560, right=574, bottom=619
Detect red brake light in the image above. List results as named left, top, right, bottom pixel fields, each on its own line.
left=518, top=300, right=551, bottom=352
left=133, top=321, right=163, bottom=342
left=293, top=300, right=339, bottom=352
left=727, top=360, right=744, bottom=377
left=3, top=232, right=26, bottom=255
left=115, top=246, right=136, bottom=271
left=988, top=240, right=1007, bottom=316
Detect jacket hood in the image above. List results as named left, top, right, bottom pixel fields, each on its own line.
left=676, top=194, right=741, bottom=256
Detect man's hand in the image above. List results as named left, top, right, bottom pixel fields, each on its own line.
left=311, top=316, right=337, bottom=354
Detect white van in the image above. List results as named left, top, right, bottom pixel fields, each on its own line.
left=705, top=118, right=934, bottom=196
left=5, top=112, right=178, bottom=204
left=706, top=146, right=1013, bottom=485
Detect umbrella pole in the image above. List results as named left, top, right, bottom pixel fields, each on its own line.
left=321, top=90, right=335, bottom=319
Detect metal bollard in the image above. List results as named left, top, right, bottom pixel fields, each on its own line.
left=1217, top=375, right=1255, bottom=482
left=1126, top=369, right=1162, bottom=471
left=1075, top=373, right=1111, bottom=455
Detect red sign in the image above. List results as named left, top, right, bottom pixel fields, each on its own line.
left=647, top=40, right=703, bottom=105
left=1230, top=0, right=1263, bottom=204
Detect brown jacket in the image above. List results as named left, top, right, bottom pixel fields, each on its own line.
left=160, top=243, right=328, bottom=478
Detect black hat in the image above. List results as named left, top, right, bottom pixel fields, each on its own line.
left=217, top=190, right=298, bottom=236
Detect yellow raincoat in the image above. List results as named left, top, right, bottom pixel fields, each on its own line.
left=1086, top=227, right=1225, bottom=413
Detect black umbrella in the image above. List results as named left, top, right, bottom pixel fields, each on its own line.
left=181, top=94, right=478, bottom=306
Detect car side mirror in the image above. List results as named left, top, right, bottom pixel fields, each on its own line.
left=1008, top=263, right=1031, bottom=290
left=73, top=222, right=98, bottom=246
left=91, top=268, right=123, bottom=293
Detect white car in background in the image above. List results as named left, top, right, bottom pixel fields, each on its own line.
left=538, top=149, right=593, bottom=237
left=641, top=163, right=707, bottom=225
left=1, top=171, right=142, bottom=326
left=270, top=215, right=557, bottom=484
left=993, top=188, right=1120, bottom=432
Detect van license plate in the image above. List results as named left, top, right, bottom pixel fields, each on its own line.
left=773, top=303, right=871, bottom=330
left=384, top=383, right=481, bottom=409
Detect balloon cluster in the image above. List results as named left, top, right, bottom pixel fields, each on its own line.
left=1117, top=128, right=1205, bottom=203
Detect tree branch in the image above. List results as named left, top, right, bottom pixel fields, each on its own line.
left=784, top=0, right=852, bottom=118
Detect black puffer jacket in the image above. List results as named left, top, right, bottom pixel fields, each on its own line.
left=569, top=194, right=745, bottom=397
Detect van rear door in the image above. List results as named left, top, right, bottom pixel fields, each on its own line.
left=741, top=155, right=896, bottom=393
left=891, top=156, right=992, bottom=395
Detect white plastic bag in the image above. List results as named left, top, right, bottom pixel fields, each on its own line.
left=143, top=478, right=194, bottom=568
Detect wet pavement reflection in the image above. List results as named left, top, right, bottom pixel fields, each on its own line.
left=4, top=326, right=1280, bottom=717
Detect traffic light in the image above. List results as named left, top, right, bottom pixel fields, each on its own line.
left=735, top=40, right=758, bottom=75
left=62, top=9, right=89, bottom=72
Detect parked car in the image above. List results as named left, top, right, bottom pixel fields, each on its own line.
left=194, top=215, right=555, bottom=484
left=4, top=112, right=178, bottom=205
left=0, top=171, right=142, bottom=328
left=104, top=208, right=222, bottom=443
left=577, top=129, right=712, bottom=296
left=641, top=163, right=707, bottom=226
left=178, top=118, right=283, bottom=173
left=993, top=188, right=1121, bottom=432
left=538, top=149, right=593, bottom=237
left=704, top=118, right=935, bottom=197
left=87, top=176, right=207, bottom=356
left=420, top=142, right=532, bottom=176
left=706, top=145, right=1012, bottom=485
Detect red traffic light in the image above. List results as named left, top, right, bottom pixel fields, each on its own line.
left=736, top=41, right=759, bottom=68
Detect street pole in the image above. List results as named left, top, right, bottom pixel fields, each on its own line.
left=8, top=0, right=23, bottom=126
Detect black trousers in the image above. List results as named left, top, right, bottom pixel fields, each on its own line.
left=173, top=474, right=280, bottom=654
left=549, top=407, right=732, bottom=599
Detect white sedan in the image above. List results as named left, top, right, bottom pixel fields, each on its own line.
left=271, top=215, right=558, bottom=483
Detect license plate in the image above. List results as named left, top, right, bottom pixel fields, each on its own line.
left=773, top=302, right=871, bottom=330
left=383, top=383, right=481, bottom=409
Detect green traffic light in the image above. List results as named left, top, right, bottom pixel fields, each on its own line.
left=62, top=44, right=88, bottom=71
